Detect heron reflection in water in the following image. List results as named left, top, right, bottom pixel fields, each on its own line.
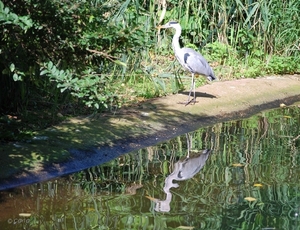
left=146, top=133, right=212, bottom=212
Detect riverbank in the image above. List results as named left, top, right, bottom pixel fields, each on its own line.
left=1, top=75, right=300, bottom=190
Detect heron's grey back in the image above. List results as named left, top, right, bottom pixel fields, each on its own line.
left=177, top=47, right=216, bottom=81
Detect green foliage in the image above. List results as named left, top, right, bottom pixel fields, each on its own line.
left=40, top=61, right=120, bottom=109
left=158, top=0, right=300, bottom=79
left=266, top=56, right=300, bottom=74
left=0, top=0, right=33, bottom=31
left=0, top=0, right=300, bottom=137
left=0, top=0, right=154, bottom=115
left=204, top=42, right=236, bottom=63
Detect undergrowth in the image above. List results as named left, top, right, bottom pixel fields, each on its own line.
left=0, top=0, right=300, bottom=141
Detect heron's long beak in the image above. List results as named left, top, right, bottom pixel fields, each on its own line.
left=145, top=195, right=159, bottom=202
left=156, top=24, right=167, bottom=29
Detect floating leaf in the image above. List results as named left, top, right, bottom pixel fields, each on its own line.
left=232, top=163, right=244, bottom=167
left=283, top=115, right=291, bottom=118
left=19, top=213, right=31, bottom=217
left=254, top=183, right=263, bottom=187
left=280, top=103, right=286, bottom=107
left=177, top=226, right=194, bottom=229
left=244, top=197, right=257, bottom=202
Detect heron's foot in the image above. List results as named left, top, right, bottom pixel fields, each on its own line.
left=184, top=98, right=197, bottom=106
left=177, top=99, right=196, bottom=105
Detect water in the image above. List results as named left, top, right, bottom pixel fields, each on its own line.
left=0, top=106, right=300, bottom=229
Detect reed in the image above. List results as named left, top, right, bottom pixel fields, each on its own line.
left=122, top=0, right=300, bottom=95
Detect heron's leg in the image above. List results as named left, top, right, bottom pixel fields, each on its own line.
left=185, top=73, right=195, bottom=106
left=192, top=74, right=196, bottom=103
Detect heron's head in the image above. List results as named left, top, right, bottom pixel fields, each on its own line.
left=157, top=21, right=181, bottom=30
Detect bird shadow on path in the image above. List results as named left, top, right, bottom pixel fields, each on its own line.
left=178, top=91, right=217, bottom=99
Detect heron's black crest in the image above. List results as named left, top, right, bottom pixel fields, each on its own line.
left=169, top=21, right=178, bottom=25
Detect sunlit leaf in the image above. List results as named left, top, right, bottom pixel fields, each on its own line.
left=9, top=63, right=15, bottom=72
left=40, top=69, right=49, bottom=75
left=113, top=60, right=127, bottom=67
left=13, top=73, right=20, bottom=81
left=47, top=61, right=53, bottom=69
left=88, top=15, right=94, bottom=23
left=244, top=197, right=257, bottom=202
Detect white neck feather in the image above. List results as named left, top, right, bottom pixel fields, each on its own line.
left=172, top=26, right=182, bottom=53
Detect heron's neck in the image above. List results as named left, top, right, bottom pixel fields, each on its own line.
left=172, top=27, right=182, bottom=53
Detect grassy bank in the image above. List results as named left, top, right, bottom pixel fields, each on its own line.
left=0, top=0, right=300, bottom=141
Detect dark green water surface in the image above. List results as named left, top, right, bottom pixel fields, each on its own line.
left=0, top=106, right=300, bottom=229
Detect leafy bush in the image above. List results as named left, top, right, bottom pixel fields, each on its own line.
left=0, top=0, right=153, bottom=114
left=0, top=1, right=33, bottom=31
left=266, top=56, right=300, bottom=75
left=40, top=61, right=120, bottom=109
left=0, top=0, right=299, bottom=122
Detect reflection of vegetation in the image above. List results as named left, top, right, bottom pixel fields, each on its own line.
left=1, top=106, right=299, bottom=229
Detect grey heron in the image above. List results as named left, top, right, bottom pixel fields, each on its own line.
left=157, top=21, right=216, bottom=105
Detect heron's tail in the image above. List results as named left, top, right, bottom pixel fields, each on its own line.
left=207, top=73, right=217, bottom=81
